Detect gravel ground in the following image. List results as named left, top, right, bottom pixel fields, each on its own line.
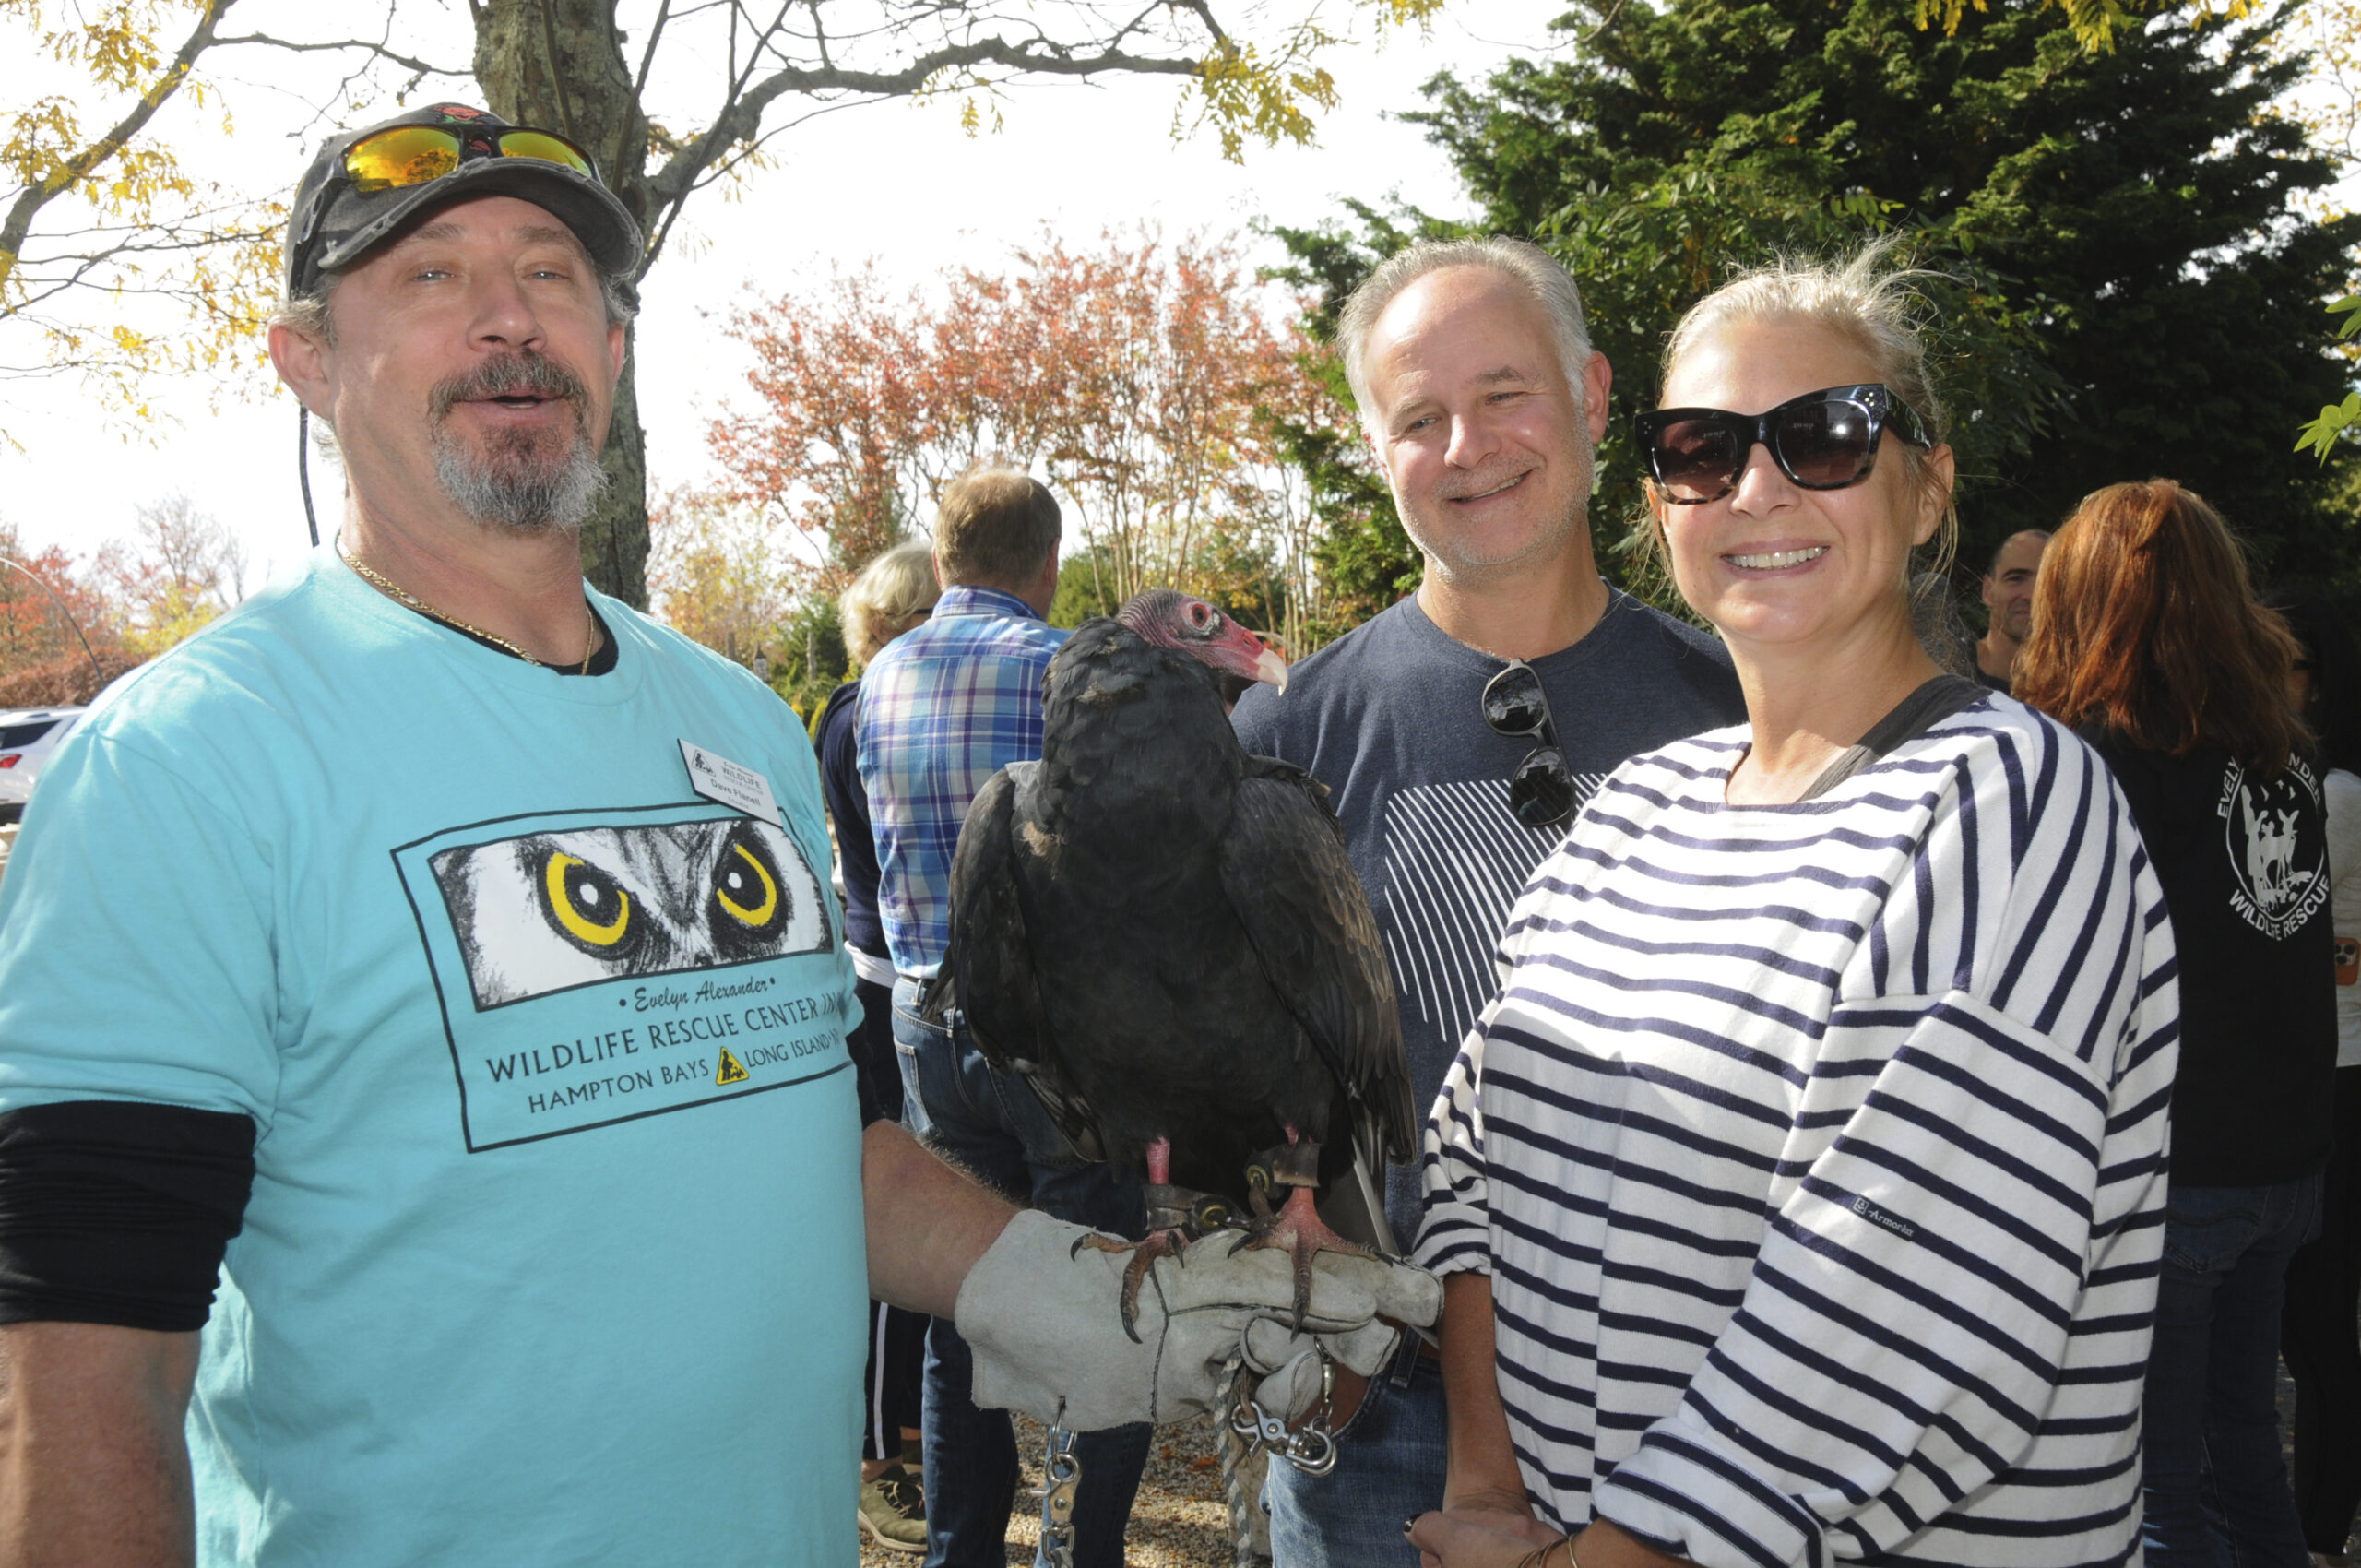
left=851, top=1358, right=2331, bottom=1564
left=858, top=1414, right=1258, bottom=1567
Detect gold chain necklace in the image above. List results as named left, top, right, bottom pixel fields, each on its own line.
left=338, top=541, right=598, bottom=675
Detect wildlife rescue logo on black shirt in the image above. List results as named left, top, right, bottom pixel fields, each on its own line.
left=2221, top=754, right=2330, bottom=940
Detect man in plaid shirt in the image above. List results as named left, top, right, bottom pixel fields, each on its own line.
left=857, top=467, right=1151, bottom=1568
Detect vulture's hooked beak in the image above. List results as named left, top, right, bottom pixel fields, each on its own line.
left=1197, top=616, right=1289, bottom=695
left=1252, top=643, right=1290, bottom=695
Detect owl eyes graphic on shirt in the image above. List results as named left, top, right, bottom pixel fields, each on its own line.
left=430, top=817, right=830, bottom=1009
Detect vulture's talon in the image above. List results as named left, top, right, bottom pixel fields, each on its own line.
left=1078, top=1229, right=1185, bottom=1340
left=1238, top=1172, right=1375, bottom=1331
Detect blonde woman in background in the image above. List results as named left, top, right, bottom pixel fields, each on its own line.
left=816, top=540, right=941, bottom=1553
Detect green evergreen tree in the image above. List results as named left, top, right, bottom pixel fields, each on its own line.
left=1264, top=206, right=1448, bottom=625
left=1279, top=0, right=2361, bottom=611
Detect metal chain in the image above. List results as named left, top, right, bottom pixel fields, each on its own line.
left=1038, top=1407, right=1083, bottom=1568
left=337, top=540, right=599, bottom=673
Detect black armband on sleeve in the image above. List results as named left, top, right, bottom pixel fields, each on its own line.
left=0, top=1100, right=256, bottom=1333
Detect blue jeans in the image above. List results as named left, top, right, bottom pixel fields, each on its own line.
left=2143, top=1172, right=2325, bottom=1568
left=1264, top=1333, right=1446, bottom=1568
left=891, top=978, right=1152, bottom=1568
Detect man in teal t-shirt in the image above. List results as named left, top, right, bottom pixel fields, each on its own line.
left=0, top=551, right=875, bottom=1565
left=0, top=103, right=1439, bottom=1568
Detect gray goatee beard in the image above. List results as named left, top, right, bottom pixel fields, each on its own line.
left=428, top=351, right=608, bottom=535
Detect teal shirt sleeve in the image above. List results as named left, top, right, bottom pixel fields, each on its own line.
left=0, top=724, right=280, bottom=1125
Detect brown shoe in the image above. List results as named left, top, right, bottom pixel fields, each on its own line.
left=858, top=1465, right=927, bottom=1554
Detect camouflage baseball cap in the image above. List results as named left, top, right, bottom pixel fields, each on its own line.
left=283, top=102, right=642, bottom=298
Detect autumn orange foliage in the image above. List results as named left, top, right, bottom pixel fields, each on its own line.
left=703, top=230, right=1350, bottom=647
left=0, top=535, right=121, bottom=681
left=0, top=498, right=250, bottom=695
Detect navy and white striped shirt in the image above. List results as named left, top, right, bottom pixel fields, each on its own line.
left=1417, top=695, right=2179, bottom=1568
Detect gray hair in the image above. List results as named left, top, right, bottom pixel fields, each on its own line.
left=433, top=421, right=606, bottom=536
left=270, top=271, right=343, bottom=347
left=1336, top=237, right=1594, bottom=432
left=839, top=541, right=942, bottom=668
left=1663, top=240, right=1950, bottom=463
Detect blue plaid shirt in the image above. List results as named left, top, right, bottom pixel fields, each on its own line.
left=856, top=584, right=1068, bottom=977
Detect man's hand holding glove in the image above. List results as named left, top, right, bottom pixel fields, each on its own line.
left=954, top=1209, right=1444, bottom=1431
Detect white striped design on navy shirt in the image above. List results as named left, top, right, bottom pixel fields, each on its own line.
left=1381, top=775, right=1608, bottom=1052
left=1416, top=695, right=2179, bottom=1568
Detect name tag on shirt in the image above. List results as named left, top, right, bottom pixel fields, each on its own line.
left=680, top=740, right=782, bottom=826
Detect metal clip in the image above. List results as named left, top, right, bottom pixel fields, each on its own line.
left=1225, top=1346, right=1341, bottom=1477
left=1282, top=1422, right=1338, bottom=1478
left=1229, top=1393, right=1295, bottom=1451
left=1038, top=1415, right=1083, bottom=1568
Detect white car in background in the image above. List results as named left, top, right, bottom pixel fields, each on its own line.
left=0, top=707, right=86, bottom=823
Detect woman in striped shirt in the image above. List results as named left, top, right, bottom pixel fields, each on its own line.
left=1408, top=252, right=2179, bottom=1568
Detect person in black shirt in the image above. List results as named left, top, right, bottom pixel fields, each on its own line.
left=2019, top=479, right=2333, bottom=1568
left=2270, top=588, right=2361, bottom=1565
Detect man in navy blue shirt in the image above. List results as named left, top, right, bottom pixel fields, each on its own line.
left=1233, top=238, right=1744, bottom=1568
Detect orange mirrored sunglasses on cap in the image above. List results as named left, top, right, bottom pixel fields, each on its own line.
left=341, top=124, right=599, bottom=194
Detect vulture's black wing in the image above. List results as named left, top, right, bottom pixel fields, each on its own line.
left=939, top=764, right=1049, bottom=1076
left=938, top=763, right=1104, bottom=1157
left=1218, top=757, right=1416, bottom=1164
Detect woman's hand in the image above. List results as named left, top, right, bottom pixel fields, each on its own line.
left=1406, top=1506, right=1563, bottom=1568
left=1436, top=1485, right=1559, bottom=1549
left=1406, top=1513, right=1700, bottom=1568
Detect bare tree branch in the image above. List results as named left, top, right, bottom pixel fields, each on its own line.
left=1169, top=0, right=1234, bottom=48
left=211, top=32, right=464, bottom=78
left=631, top=0, right=675, bottom=131
left=538, top=0, right=585, bottom=143
left=642, top=0, right=800, bottom=270
left=641, top=25, right=1210, bottom=236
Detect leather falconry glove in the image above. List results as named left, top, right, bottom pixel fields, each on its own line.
left=955, top=1208, right=1444, bottom=1431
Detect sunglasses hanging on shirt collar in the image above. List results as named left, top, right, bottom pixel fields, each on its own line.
left=1482, top=659, right=1576, bottom=829
left=1633, top=384, right=1934, bottom=505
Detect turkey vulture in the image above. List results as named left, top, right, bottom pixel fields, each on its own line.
left=931, top=590, right=1415, bottom=1328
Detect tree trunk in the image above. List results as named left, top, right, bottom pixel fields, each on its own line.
left=472, top=0, right=653, bottom=608
left=585, top=349, right=648, bottom=602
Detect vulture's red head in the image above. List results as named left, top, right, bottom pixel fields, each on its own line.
left=1117, top=589, right=1289, bottom=695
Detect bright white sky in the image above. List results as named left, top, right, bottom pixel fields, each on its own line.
left=0, top=0, right=1565, bottom=593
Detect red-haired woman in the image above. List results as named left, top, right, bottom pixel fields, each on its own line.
left=2017, top=479, right=2335, bottom=1568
